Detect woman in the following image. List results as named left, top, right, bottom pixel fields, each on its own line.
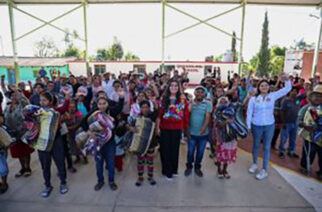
left=246, top=74, right=291, bottom=180
left=213, top=97, right=238, bottom=179
left=35, top=90, right=70, bottom=198
left=156, top=80, right=190, bottom=180
left=4, top=90, right=34, bottom=177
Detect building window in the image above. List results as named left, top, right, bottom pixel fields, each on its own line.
left=133, top=64, right=146, bottom=74
left=94, top=64, right=106, bottom=75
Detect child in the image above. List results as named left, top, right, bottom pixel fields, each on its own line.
left=114, top=120, right=126, bottom=172
left=128, top=100, right=158, bottom=186
left=0, top=114, right=13, bottom=194
left=80, top=97, right=116, bottom=191
left=61, top=99, right=87, bottom=165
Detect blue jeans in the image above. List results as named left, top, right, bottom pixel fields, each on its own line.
left=0, top=152, right=8, bottom=177
left=252, top=124, right=275, bottom=170
left=279, top=123, right=298, bottom=153
left=95, top=140, right=116, bottom=184
left=186, top=135, right=208, bottom=170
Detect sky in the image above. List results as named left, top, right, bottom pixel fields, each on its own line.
left=0, top=3, right=320, bottom=61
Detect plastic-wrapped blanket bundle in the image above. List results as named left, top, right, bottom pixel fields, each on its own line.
left=75, top=111, right=114, bottom=156
left=215, top=102, right=248, bottom=142
left=0, top=126, right=14, bottom=148
left=21, top=105, right=41, bottom=146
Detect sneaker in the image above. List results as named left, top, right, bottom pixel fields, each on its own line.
left=278, top=152, right=285, bottom=159
left=68, top=167, right=77, bottom=173
left=109, top=182, right=118, bottom=191
left=248, top=164, right=258, bottom=174
left=288, top=152, right=299, bottom=159
left=195, top=169, right=203, bottom=177
left=60, top=184, right=69, bottom=195
left=135, top=177, right=144, bottom=187
left=94, top=182, right=104, bottom=191
left=24, top=168, right=32, bottom=177
left=0, top=183, right=8, bottom=194
left=41, top=186, right=53, bottom=198
left=255, top=169, right=268, bottom=180
left=165, top=176, right=173, bottom=181
left=184, top=168, right=192, bottom=177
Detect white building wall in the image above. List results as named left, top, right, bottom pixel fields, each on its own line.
left=69, top=61, right=238, bottom=84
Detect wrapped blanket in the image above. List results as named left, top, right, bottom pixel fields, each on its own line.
left=75, top=111, right=114, bottom=156
left=0, top=126, right=14, bottom=148
left=215, top=102, right=248, bottom=142
left=21, top=105, right=40, bottom=146
left=34, top=108, right=60, bottom=152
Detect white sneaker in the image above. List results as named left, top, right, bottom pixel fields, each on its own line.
left=255, top=169, right=268, bottom=180
left=165, top=177, right=173, bottom=181
left=248, top=164, right=258, bottom=173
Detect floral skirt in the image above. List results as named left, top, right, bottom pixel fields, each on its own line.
left=216, top=140, right=237, bottom=165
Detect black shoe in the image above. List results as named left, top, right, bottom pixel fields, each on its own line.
left=15, top=169, right=26, bottom=178
left=195, top=169, right=203, bottom=177
left=41, top=186, right=53, bottom=198
left=288, top=152, right=299, bottom=159
left=148, top=178, right=156, bottom=186
left=109, top=182, right=118, bottom=191
left=68, top=167, right=77, bottom=173
left=24, top=168, right=32, bottom=177
left=300, top=167, right=309, bottom=175
left=0, top=183, right=8, bottom=194
left=278, top=152, right=285, bottom=159
left=184, top=168, right=192, bottom=177
left=94, top=182, right=104, bottom=191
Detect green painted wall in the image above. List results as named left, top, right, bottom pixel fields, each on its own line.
left=0, top=65, right=69, bottom=82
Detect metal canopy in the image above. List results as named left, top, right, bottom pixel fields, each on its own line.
left=0, top=0, right=321, bottom=6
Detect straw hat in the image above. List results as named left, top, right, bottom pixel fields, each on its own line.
left=312, top=84, right=322, bottom=95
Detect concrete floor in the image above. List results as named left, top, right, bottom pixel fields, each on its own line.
left=0, top=145, right=316, bottom=212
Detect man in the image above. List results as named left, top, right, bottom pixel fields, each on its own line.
left=59, top=74, right=73, bottom=103
left=39, top=67, right=47, bottom=78
left=298, top=84, right=322, bottom=180
left=18, top=81, right=33, bottom=99
left=102, top=72, right=115, bottom=95
left=279, top=87, right=300, bottom=158
left=30, top=83, right=45, bottom=106
left=184, top=86, right=212, bottom=177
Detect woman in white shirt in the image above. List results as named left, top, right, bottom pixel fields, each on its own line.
left=246, top=74, right=291, bottom=180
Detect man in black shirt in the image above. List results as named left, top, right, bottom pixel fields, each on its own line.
left=279, top=87, right=300, bottom=159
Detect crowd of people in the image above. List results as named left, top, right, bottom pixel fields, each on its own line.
left=0, top=67, right=321, bottom=198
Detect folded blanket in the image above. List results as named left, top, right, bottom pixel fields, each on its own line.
left=34, top=108, right=60, bottom=152
left=0, top=126, right=14, bottom=148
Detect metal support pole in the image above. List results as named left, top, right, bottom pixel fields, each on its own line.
left=238, top=0, right=246, bottom=75
left=161, top=0, right=166, bottom=73
left=8, top=0, right=19, bottom=84
left=83, top=0, right=89, bottom=71
left=312, top=8, right=322, bottom=78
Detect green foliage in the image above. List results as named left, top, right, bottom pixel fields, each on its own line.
left=124, top=52, right=140, bottom=61
left=213, top=54, right=223, bottom=62
left=60, top=45, right=82, bottom=59
left=231, top=31, right=237, bottom=62
left=257, top=12, right=270, bottom=77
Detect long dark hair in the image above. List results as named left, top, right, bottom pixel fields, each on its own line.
left=162, top=79, right=181, bottom=109
left=256, top=79, right=270, bottom=96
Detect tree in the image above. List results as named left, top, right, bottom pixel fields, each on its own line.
left=60, top=45, right=82, bottom=59
left=270, top=45, right=286, bottom=76
left=231, top=31, right=237, bottom=62
left=106, top=37, right=124, bottom=61
left=257, top=12, right=270, bottom=77
left=213, top=54, right=223, bottom=62
left=63, top=29, right=79, bottom=49
left=34, top=36, right=59, bottom=57
left=96, top=48, right=109, bottom=61
left=124, top=52, right=140, bottom=61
